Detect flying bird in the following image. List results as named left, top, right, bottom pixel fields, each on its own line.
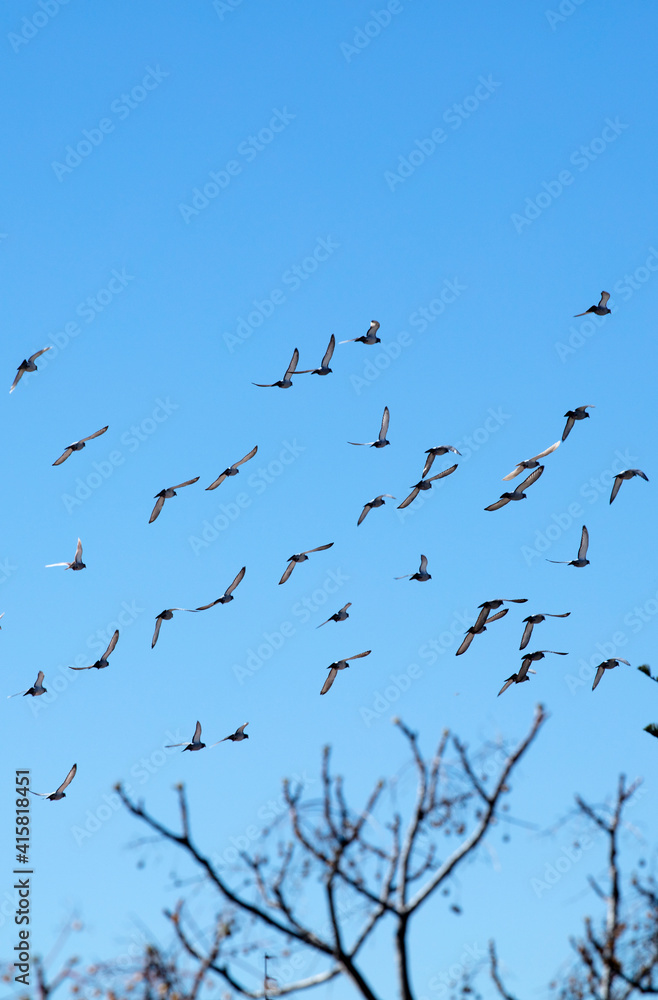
left=562, top=406, right=594, bottom=442
left=279, top=543, right=334, bottom=585
left=9, top=347, right=51, bottom=393
left=422, top=446, right=461, bottom=478
left=358, top=494, right=395, bottom=525
left=395, top=554, right=431, bottom=582
left=574, top=291, right=611, bottom=317
left=52, top=426, right=109, bottom=466
left=253, top=348, right=299, bottom=388
left=398, top=464, right=458, bottom=509
left=498, top=670, right=537, bottom=696
left=520, top=613, right=570, bottom=651
left=166, top=721, right=206, bottom=752
left=455, top=608, right=509, bottom=656
left=194, top=567, right=246, bottom=608
left=30, top=763, right=77, bottom=800
left=484, top=466, right=544, bottom=511
left=8, top=671, right=46, bottom=698
left=472, top=598, right=527, bottom=633
left=349, top=406, right=390, bottom=448
left=214, top=723, right=249, bottom=743
left=152, top=608, right=195, bottom=648
left=547, top=525, right=590, bottom=567
left=609, top=468, right=649, bottom=505
left=519, top=649, right=568, bottom=677
left=70, top=631, right=119, bottom=670
left=340, top=321, right=381, bottom=345
left=298, top=335, right=335, bottom=375
left=592, top=658, right=631, bottom=691
left=320, top=650, right=371, bottom=695
left=206, top=447, right=258, bottom=490
left=46, top=537, right=85, bottom=570
left=317, top=603, right=352, bottom=627
left=149, top=478, right=200, bottom=523
left=502, top=441, right=560, bottom=481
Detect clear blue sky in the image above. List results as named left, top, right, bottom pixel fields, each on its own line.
left=2, top=1, right=657, bottom=997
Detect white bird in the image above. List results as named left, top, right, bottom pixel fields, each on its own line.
left=253, top=348, right=299, bottom=388
left=422, top=446, right=461, bottom=478
left=9, top=348, right=51, bottom=393
left=395, top=554, right=431, bottom=582
left=298, top=335, right=335, bottom=375
left=152, top=608, right=195, bottom=648
left=502, top=441, right=560, bottom=481
left=519, top=613, right=570, bottom=651
left=317, top=603, right=352, bottom=627
left=8, top=670, right=47, bottom=698
left=398, top=464, right=458, bottom=509
left=206, top=447, right=258, bottom=490
left=592, top=658, right=631, bottom=691
left=166, top=721, right=206, bottom=752
left=349, top=406, right=390, bottom=448
left=455, top=608, right=509, bottom=656
left=213, top=723, right=249, bottom=744
left=473, top=599, right=527, bottom=633
left=320, top=651, right=371, bottom=695
left=149, top=478, right=200, bottom=523
left=30, top=763, right=77, bottom=800
left=562, top=406, right=594, bottom=442
left=574, top=291, right=611, bottom=317
left=340, top=321, right=381, bottom=345
left=279, top=543, right=334, bottom=585
left=46, top=537, right=85, bottom=570
left=358, top=494, right=395, bottom=525
left=70, top=631, right=119, bottom=670
left=609, top=469, right=649, bottom=505
left=193, top=567, right=246, bottom=608
left=52, top=426, right=109, bottom=466
left=484, top=466, right=544, bottom=511
left=547, top=525, right=590, bottom=567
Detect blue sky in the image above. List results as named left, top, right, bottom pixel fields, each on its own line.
left=2, top=1, right=657, bottom=997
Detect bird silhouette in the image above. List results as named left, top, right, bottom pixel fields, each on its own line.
left=592, top=658, right=630, bottom=690
left=519, top=613, right=570, bottom=651
left=149, top=478, right=200, bottom=523
left=279, top=544, right=334, bottom=585
left=340, top=321, right=381, bottom=345
left=398, top=464, right=457, bottom=509
left=574, top=291, right=610, bottom=317
left=320, top=651, right=371, bottom=695
left=69, top=631, right=119, bottom=670
left=455, top=608, right=509, bottom=656
left=502, top=441, right=560, bottom=481
left=46, top=538, right=86, bottom=570
left=547, top=525, right=590, bottom=567
left=349, top=406, right=390, bottom=448
left=484, top=466, right=544, bottom=511
left=9, top=348, right=51, bottom=393
left=8, top=670, right=47, bottom=698
left=253, top=348, right=299, bottom=388
left=562, top=406, right=594, bottom=442
left=317, top=603, right=352, bottom=627
left=166, top=721, right=206, bottom=752
left=358, top=495, right=395, bottom=525
left=609, top=468, right=649, bottom=505
left=30, top=763, right=77, bottom=800
left=298, top=335, right=335, bottom=375
left=206, top=447, right=258, bottom=490
left=52, top=426, right=109, bottom=466
left=395, top=554, right=431, bottom=582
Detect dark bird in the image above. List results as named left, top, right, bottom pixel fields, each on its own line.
left=152, top=608, right=195, bottom=648
left=215, top=723, right=249, bottom=743
left=340, top=320, right=381, bottom=345
left=520, top=613, right=570, bottom=651
left=358, top=494, right=395, bottom=525
left=320, top=650, right=371, bottom=695
left=484, top=466, right=544, bottom=511
left=562, top=406, right=594, bottom=442
left=502, top=441, right=560, bottom=481
left=519, top=649, right=568, bottom=676
left=422, top=445, right=461, bottom=478
left=395, top=554, right=431, bottom=582
left=8, top=670, right=47, bottom=698
left=166, top=721, right=206, bottom=752
left=574, top=291, right=611, bottom=317
left=69, top=630, right=119, bottom=670
left=279, top=543, right=334, bottom=585
left=194, top=567, right=246, bottom=608
left=498, top=670, right=536, bottom=696
left=298, top=335, right=335, bottom=375
left=9, top=347, right=51, bottom=393
left=317, top=602, right=352, bottom=627
left=52, top=426, right=109, bottom=466
left=206, top=447, right=258, bottom=490
left=473, top=598, right=527, bottom=633
left=149, top=478, right=200, bottom=523
left=455, top=608, right=509, bottom=656
left=349, top=406, right=390, bottom=448
left=547, top=524, right=590, bottom=567
left=253, top=348, right=299, bottom=388
left=609, top=468, right=649, bottom=505
left=592, top=658, right=631, bottom=691
left=46, top=537, right=85, bottom=570
left=30, top=763, right=77, bottom=800
left=398, top=464, right=458, bottom=509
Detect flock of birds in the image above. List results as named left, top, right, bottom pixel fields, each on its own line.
left=7, top=294, right=649, bottom=798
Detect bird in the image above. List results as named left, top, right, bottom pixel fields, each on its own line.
left=253, top=348, right=299, bottom=388
left=349, top=406, right=390, bottom=448
left=8, top=670, right=47, bottom=698
left=214, top=723, right=249, bottom=743
left=298, top=335, right=335, bottom=375
left=484, top=466, right=544, bottom=511
left=395, top=554, right=431, bottom=581
left=149, top=478, right=200, bottom=523
left=357, top=495, right=395, bottom=525
left=609, top=469, right=649, bottom=505
left=398, top=464, right=458, bottom=509
left=519, top=613, right=570, bottom=651
left=574, top=291, right=611, bottom=317
left=46, top=537, right=86, bottom=570
left=317, top=603, right=352, bottom=627
left=9, top=348, right=51, bottom=393
left=455, top=608, right=508, bottom=656
left=30, top=763, right=77, bottom=800
left=472, top=599, right=527, bottom=633
left=518, top=649, right=568, bottom=677
left=69, top=631, right=119, bottom=670
left=340, top=321, right=381, bottom=345
left=166, top=721, right=206, bottom=752
left=52, top=426, right=109, bottom=466
left=498, top=670, right=537, bottom=696
left=502, top=441, right=560, bottom=481
left=592, top=658, right=631, bottom=691
left=206, top=447, right=258, bottom=490
left=320, top=651, right=371, bottom=695
left=562, top=406, right=594, bottom=442
left=279, top=543, right=334, bottom=585
left=152, top=608, right=195, bottom=648
left=547, top=524, right=590, bottom=567
left=422, top=446, right=461, bottom=478
left=193, top=567, right=246, bottom=608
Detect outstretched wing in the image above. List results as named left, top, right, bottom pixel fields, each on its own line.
left=397, top=487, right=420, bottom=510
left=497, top=675, right=517, bottom=697
left=52, top=447, right=74, bottom=466
left=419, top=555, right=428, bottom=573
left=578, top=525, right=589, bottom=561
left=235, top=723, right=248, bottom=736
left=171, top=478, right=200, bottom=490
left=321, top=335, right=335, bottom=368
left=81, top=425, right=109, bottom=443
left=592, top=664, right=605, bottom=691
left=519, top=620, right=534, bottom=651
left=225, top=566, right=246, bottom=597
left=74, top=539, right=83, bottom=562
left=609, top=475, right=623, bottom=505
left=192, top=721, right=202, bottom=743
left=151, top=617, right=164, bottom=648
left=279, top=560, right=296, bottom=585
left=598, top=291, right=610, bottom=308
left=346, top=650, right=371, bottom=661
left=484, top=497, right=510, bottom=511
left=422, top=452, right=436, bottom=478
left=379, top=406, right=390, bottom=441
left=235, top=445, right=258, bottom=468
left=562, top=415, right=575, bottom=441
left=104, top=630, right=119, bottom=659
left=29, top=348, right=51, bottom=363
left=9, top=368, right=25, bottom=393
left=430, top=463, right=458, bottom=481
left=302, top=543, right=334, bottom=555
left=284, top=348, right=300, bottom=380
left=206, top=470, right=229, bottom=490
left=357, top=503, right=372, bottom=526
left=149, top=496, right=165, bottom=523
left=56, top=763, right=78, bottom=795
left=456, top=631, right=476, bottom=656
left=320, top=667, right=338, bottom=695
left=518, top=466, right=544, bottom=491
